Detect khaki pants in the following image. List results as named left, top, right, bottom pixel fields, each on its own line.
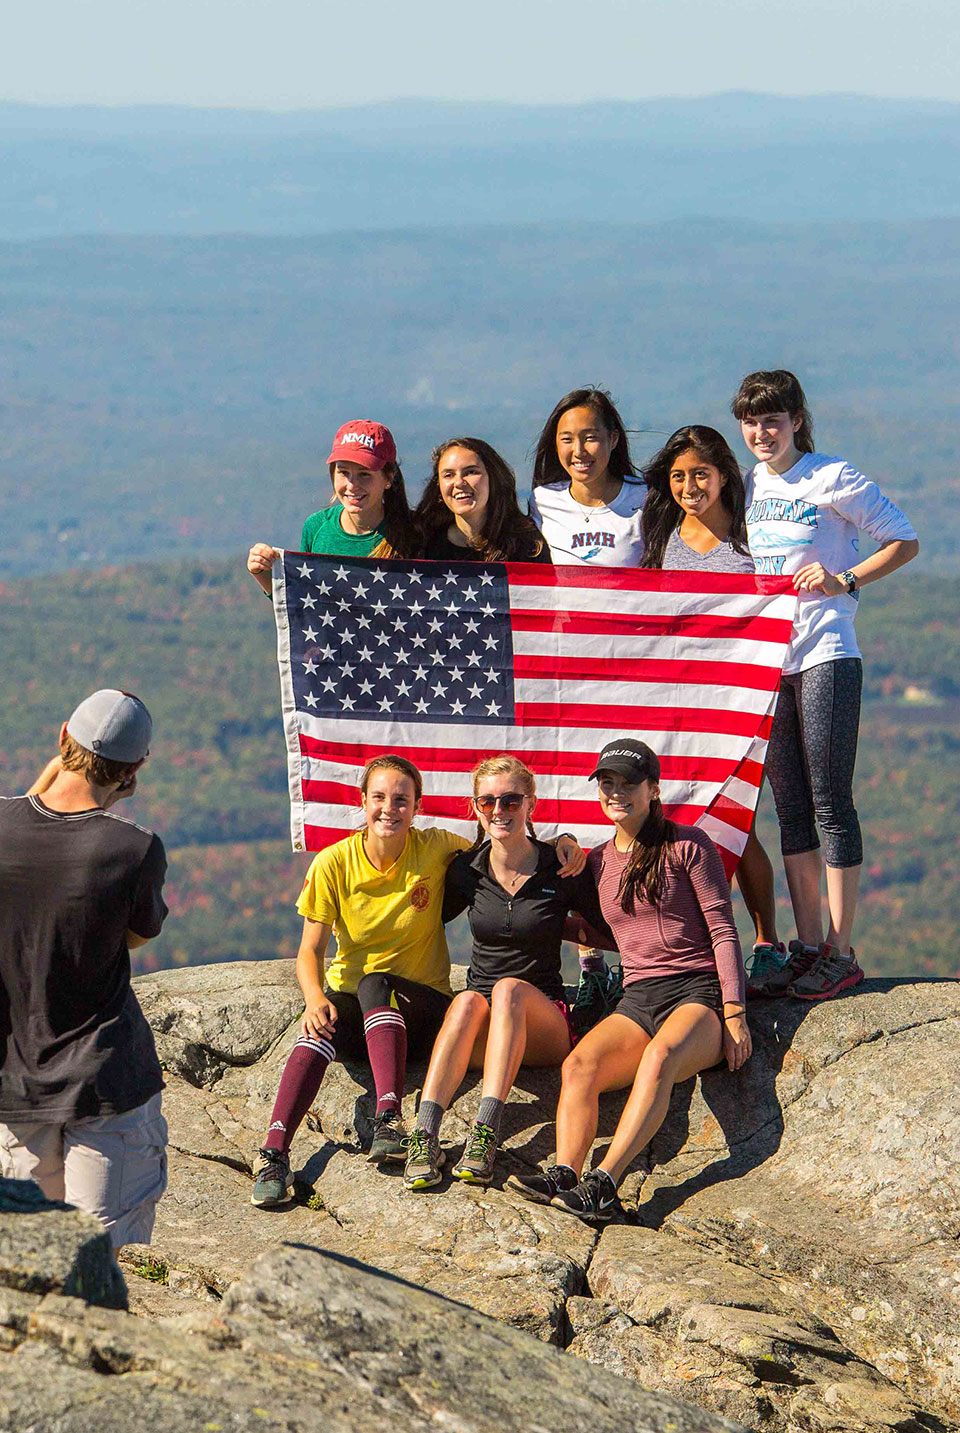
left=0, top=1092, right=167, bottom=1248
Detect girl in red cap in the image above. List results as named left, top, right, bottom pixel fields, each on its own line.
left=247, top=419, right=417, bottom=591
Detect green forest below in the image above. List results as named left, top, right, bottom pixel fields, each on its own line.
left=0, top=557, right=956, bottom=981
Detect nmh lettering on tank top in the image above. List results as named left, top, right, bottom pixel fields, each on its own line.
left=272, top=556, right=798, bottom=876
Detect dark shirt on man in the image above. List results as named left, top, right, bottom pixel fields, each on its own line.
left=0, top=795, right=167, bottom=1123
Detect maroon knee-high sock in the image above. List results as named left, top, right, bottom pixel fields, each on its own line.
left=263, top=1034, right=336, bottom=1153
left=362, top=1006, right=407, bottom=1116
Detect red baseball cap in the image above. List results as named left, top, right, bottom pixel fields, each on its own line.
left=326, top=420, right=397, bottom=472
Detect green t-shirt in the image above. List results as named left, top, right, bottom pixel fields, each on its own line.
left=300, top=503, right=386, bottom=557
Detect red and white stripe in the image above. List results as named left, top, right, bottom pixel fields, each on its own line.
left=275, top=561, right=797, bottom=875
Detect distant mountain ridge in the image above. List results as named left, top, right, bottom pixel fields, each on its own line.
left=2, top=91, right=959, bottom=238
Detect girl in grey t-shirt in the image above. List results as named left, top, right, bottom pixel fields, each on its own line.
left=640, top=424, right=785, bottom=981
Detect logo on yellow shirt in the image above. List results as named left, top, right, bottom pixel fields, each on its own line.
left=410, top=882, right=430, bottom=911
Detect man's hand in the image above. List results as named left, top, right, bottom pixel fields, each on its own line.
left=103, top=773, right=137, bottom=807
left=26, top=756, right=62, bottom=796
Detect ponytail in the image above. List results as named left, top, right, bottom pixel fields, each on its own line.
left=616, top=798, right=679, bottom=913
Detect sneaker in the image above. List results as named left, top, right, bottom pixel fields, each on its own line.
left=505, top=1163, right=578, bottom=1205
left=551, top=1168, right=624, bottom=1225
left=403, top=1128, right=445, bottom=1190
left=790, top=944, right=864, bottom=1001
left=451, top=1122, right=499, bottom=1184
left=366, top=1111, right=408, bottom=1164
left=250, top=1147, right=293, bottom=1207
left=750, top=939, right=820, bottom=998
left=745, top=941, right=788, bottom=997
left=570, top=962, right=624, bottom=1037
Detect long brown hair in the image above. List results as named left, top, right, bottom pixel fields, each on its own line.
left=414, top=438, right=545, bottom=561
left=640, top=425, right=749, bottom=569
left=470, top=755, right=537, bottom=848
left=616, top=795, right=679, bottom=913
left=532, top=387, right=641, bottom=490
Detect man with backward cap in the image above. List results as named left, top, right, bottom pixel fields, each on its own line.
left=0, top=690, right=169, bottom=1245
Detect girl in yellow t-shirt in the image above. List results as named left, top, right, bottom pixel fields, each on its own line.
left=250, top=753, right=582, bottom=1207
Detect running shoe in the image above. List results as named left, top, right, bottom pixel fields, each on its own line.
left=551, top=1168, right=624, bottom=1225
left=790, top=944, right=864, bottom=1001
left=750, top=939, right=820, bottom=998
left=366, top=1111, right=408, bottom=1164
left=403, top=1128, right=445, bottom=1190
left=570, top=962, right=623, bottom=1037
left=505, top=1163, right=578, bottom=1205
left=250, top=1147, right=294, bottom=1207
left=451, top=1122, right=499, bottom=1184
left=745, top=941, right=788, bottom=998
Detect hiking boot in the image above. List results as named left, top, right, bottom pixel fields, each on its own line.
left=403, top=1128, right=445, bottom=1190
left=506, top=1163, right=578, bottom=1206
left=451, top=1122, right=499, bottom=1184
left=745, top=941, right=788, bottom=998
left=750, top=939, right=820, bottom=998
left=790, top=944, right=864, bottom=1001
left=367, top=1111, right=408, bottom=1164
left=570, top=962, right=623, bottom=1037
left=250, top=1147, right=293, bottom=1207
left=551, top=1168, right=624, bottom=1225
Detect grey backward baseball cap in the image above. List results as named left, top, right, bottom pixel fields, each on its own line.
left=66, top=689, right=153, bottom=763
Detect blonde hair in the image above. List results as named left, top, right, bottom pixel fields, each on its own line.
left=470, top=755, right=537, bottom=847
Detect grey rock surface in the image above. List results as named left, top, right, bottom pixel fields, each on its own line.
left=0, top=1244, right=744, bottom=1432
left=0, top=1177, right=127, bottom=1310
left=124, top=961, right=960, bottom=1433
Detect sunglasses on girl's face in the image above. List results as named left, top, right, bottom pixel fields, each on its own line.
left=474, top=793, right=525, bottom=813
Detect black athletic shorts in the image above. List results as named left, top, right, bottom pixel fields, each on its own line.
left=322, top=979, right=450, bottom=1062
left=614, top=971, right=723, bottom=1039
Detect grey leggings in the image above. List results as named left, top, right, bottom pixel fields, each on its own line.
left=765, top=657, right=863, bottom=868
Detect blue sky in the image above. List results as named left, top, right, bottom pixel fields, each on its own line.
left=4, top=0, right=958, bottom=108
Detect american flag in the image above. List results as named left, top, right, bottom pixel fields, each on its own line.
left=272, top=554, right=797, bottom=875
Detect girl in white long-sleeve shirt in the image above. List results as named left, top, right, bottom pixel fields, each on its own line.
left=732, top=369, right=919, bottom=1000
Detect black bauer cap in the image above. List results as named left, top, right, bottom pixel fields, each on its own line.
left=588, top=739, right=661, bottom=784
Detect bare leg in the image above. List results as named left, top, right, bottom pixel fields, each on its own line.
left=783, top=848, right=824, bottom=947
left=824, top=863, right=861, bottom=955
left=599, top=1003, right=724, bottom=1185
left=480, top=979, right=572, bottom=1102
left=735, top=828, right=780, bottom=946
left=419, top=991, right=490, bottom=1111
left=555, top=1014, right=651, bottom=1175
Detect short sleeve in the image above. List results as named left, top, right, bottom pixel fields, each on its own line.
left=129, top=834, right=168, bottom=939
left=434, top=828, right=472, bottom=859
left=297, top=847, right=342, bottom=926
left=441, top=851, right=473, bottom=924
left=300, top=513, right=318, bottom=552
left=830, top=464, right=917, bottom=545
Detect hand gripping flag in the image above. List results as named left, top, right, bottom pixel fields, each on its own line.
left=272, top=555, right=798, bottom=875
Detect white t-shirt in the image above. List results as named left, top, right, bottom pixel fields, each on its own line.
left=529, top=480, right=646, bottom=567
left=745, top=452, right=917, bottom=675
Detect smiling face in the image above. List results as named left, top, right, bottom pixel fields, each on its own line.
left=739, top=411, right=802, bottom=473
left=331, top=459, right=392, bottom=528
left=361, top=767, right=419, bottom=843
left=555, top=405, right=619, bottom=491
left=668, top=447, right=727, bottom=522
left=474, top=772, right=535, bottom=844
left=437, top=446, right=490, bottom=523
left=596, top=771, right=659, bottom=834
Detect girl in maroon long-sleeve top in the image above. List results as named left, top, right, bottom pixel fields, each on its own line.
left=507, top=738, right=752, bottom=1224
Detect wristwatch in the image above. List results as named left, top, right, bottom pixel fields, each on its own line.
left=838, top=569, right=858, bottom=595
